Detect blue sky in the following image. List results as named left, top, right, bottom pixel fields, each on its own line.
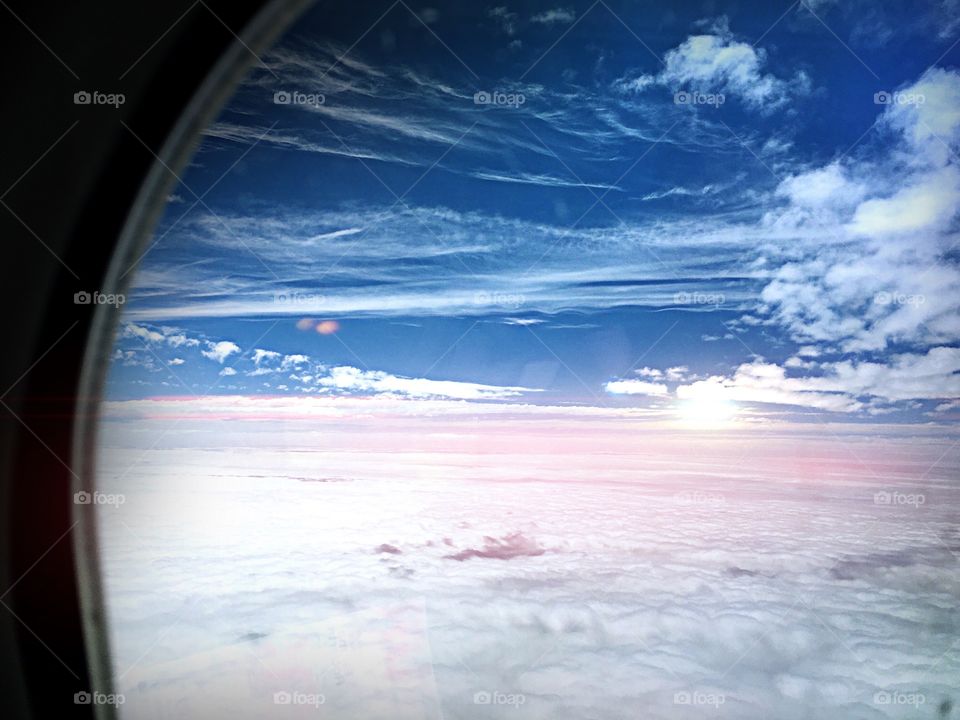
left=108, top=0, right=960, bottom=422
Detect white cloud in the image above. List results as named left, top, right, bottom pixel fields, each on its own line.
left=318, top=366, right=540, bottom=400
left=252, top=349, right=280, bottom=366
left=882, top=67, right=960, bottom=165
left=123, top=323, right=164, bottom=344
left=281, top=354, right=310, bottom=371
left=127, top=205, right=760, bottom=322
left=758, top=65, right=960, bottom=356
left=201, top=341, right=241, bottom=364
left=677, top=362, right=861, bottom=413
left=530, top=8, right=575, bottom=24
left=612, top=74, right=655, bottom=94
left=95, top=404, right=960, bottom=720
left=469, top=170, right=622, bottom=191
left=849, top=165, right=960, bottom=236
left=776, top=162, right=865, bottom=211
left=665, top=366, right=689, bottom=381
left=488, top=6, right=518, bottom=35
left=123, top=323, right=201, bottom=349
left=502, top=318, right=544, bottom=326
left=676, top=348, right=960, bottom=412
left=617, top=18, right=808, bottom=109
left=603, top=379, right=669, bottom=396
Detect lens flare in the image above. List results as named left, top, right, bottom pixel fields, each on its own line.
left=315, top=320, right=340, bottom=335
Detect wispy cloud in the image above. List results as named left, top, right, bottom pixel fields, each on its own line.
left=317, top=365, right=540, bottom=400
left=530, top=8, right=576, bottom=25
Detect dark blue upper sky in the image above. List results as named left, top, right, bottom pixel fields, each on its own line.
left=107, top=0, right=960, bottom=423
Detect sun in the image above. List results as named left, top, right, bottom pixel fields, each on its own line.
left=676, top=394, right=737, bottom=427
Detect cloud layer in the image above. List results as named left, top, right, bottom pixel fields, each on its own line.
left=95, top=405, right=960, bottom=719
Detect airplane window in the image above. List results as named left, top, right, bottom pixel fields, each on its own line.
left=94, top=1, right=959, bottom=718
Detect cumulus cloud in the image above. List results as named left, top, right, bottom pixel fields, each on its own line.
left=776, top=162, right=866, bottom=212
left=123, top=323, right=164, bottom=343
left=112, top=324, right=544, bottom=402
left=122, top=323, right=202, bottom=350
left=757, top=65, right=960, bottom=358
left=882, top=67, right=960, bottom=164
left=677, top=348, right=960, bottom=412
left=252, top=349, right=280, bottom=366
left=678, top=362, right=861, bottom=413
left=665, top=366, right=689, bottom=381
left=201, top=341, right=241, bottom=364
left=849, top=165, right=960, bottom=237
left=636, top=367, right=664, bottom=379
left=616, top=17, right=808, bottom=109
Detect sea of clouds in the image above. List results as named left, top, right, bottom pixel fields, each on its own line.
left=93, top=399, right=959, bottom=719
